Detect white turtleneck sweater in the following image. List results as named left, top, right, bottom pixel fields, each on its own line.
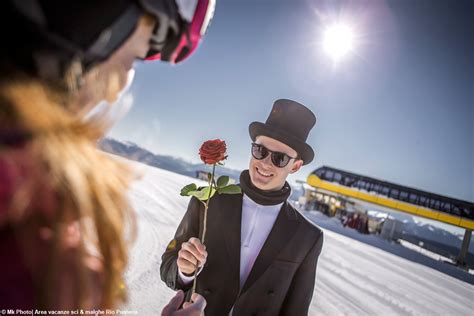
left=239, top=194, right=283, bottom=287
left=178, top=193, right=283, bottom=289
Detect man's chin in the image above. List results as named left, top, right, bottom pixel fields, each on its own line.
left=250, top=176, right=275, bottom=191
left=253, top=182, right=269, bottom=191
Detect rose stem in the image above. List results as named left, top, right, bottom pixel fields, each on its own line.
left=190, top=163, right=216, bottom=297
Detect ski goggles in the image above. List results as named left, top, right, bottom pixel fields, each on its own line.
left=251, top=143, right=299, bottom=168
left=144, top=0, right=216, bottom=64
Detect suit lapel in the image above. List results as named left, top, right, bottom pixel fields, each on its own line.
left=240, top=202, right=299, bottom=294
left=220, top=193, right=243, bottom=276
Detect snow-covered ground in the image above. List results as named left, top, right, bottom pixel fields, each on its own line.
left=123, top=160, right=474, bottom=315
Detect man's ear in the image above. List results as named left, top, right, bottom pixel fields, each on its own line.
left=289, top=159, right=304, bottom=174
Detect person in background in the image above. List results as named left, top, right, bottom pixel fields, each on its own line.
left=0, top=0, right=215, bottom=314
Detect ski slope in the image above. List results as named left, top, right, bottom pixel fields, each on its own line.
left=122, top=160, right=474, bottom=315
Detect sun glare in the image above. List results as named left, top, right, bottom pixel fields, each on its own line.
left=323, top=23, right=355, bottom=62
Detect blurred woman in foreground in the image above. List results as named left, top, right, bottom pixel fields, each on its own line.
left=0, top=0, right=214, bottom=314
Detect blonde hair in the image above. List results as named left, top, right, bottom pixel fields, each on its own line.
left=1, top=73, right=136, bottom=308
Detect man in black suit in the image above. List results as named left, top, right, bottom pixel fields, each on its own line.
left=161, top=99, right=324, bottom=315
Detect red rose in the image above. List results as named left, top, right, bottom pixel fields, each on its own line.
left=199, top=139, right=227, bottom=165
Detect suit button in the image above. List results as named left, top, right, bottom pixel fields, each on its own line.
left=267, top=290, right=274, bottom=296
left=203, top=289, right=212, bottom=295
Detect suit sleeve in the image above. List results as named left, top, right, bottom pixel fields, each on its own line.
left=280, top=230, right=324, bottom=316
left=160, top=196, right=203, bottom=291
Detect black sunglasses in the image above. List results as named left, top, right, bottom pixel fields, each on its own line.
left=251, top=143, right=298, bottom=168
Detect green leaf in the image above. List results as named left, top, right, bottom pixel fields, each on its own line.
left=216, top=175, right=229, bottom=188
left=189, top=186, right=217, bottom=201
left=207, top=172, right=212, bottom=182
left=180, top=183, right=198, bottom=196
left=218, top=184, right=242, bottom=195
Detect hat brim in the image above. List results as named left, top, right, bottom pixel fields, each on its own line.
left=249, top=122, right=314, bottom=165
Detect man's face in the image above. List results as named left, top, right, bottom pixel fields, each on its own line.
left=249, top=136, right=303, bottom=191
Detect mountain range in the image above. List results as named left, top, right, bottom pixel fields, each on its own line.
left=98, top=137, right=243, bottom=181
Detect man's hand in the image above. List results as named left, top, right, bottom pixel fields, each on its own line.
left=177, top=237, right=208, bottom=275
left=162, top=290, right=206, bottom=316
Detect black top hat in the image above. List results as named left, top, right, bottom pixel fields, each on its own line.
left=249, top=99, right=316, bottom=165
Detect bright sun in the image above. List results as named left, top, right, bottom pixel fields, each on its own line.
left=323, top=23, right=355, bottom=62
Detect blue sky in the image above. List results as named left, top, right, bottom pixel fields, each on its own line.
left=109, top=0, right=473, bottom=202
